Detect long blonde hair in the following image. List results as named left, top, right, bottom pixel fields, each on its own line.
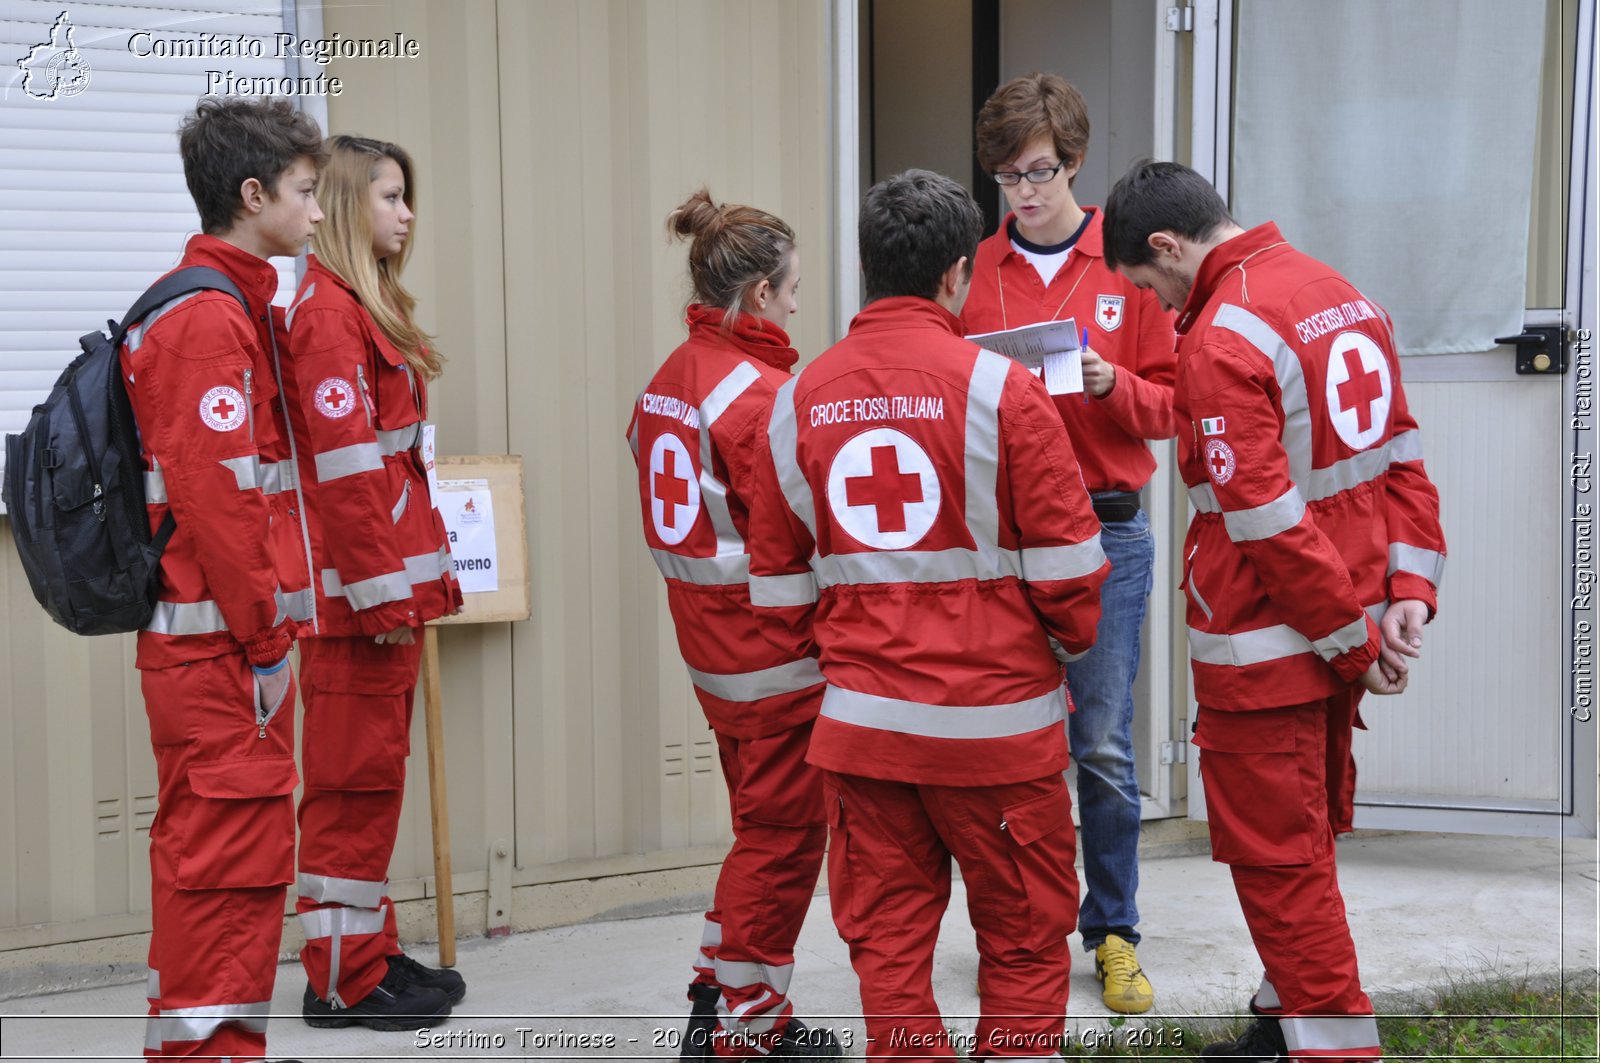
left=311, top=135, right=443, bottom=379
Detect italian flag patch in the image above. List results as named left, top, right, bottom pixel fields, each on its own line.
left=1200, top=416, right=1226, bottom=436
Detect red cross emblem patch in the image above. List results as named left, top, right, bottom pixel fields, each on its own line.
left=647, top=432, right=701, bottom=545
left=198, top=385, right=246, bottom=433
left=1096, top=294, right=1125, bottom=333
left=314, top=376, right=357, bottom=420
left=826, top=427, right=940, bottom=549
left=1204, top=439, right=1236, bottom=486
left=1324, top=332, right=1392, bottom=452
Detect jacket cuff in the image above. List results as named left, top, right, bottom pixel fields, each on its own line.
left=353, top=599, right=421, bottom=637
left=244, top=624, right=296, bottom=668
left=1386, top=573, right=1438, bottom=621
left=1329, top=617, right=1381, bottom=684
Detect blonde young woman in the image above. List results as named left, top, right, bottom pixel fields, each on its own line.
left=282, top=135, right=463, bottom=1031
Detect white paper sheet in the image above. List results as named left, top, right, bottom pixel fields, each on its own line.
left=437, top=478, right=498, bottom=594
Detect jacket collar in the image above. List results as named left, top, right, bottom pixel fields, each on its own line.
left=1179, top=221, right=1290, bottom=331
left=182, top=234, right=281, bottom=316
left=686, top=304, right=798, bottom=372
left=850, top=295, right=965, bottom=337
left=999, top=206, right=1103, bottom=260
left=304, top=255, right=410, bottom=369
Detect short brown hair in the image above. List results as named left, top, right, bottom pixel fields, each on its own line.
left=179, top=97, right=326, bottom=234
left=666, top=189, right=795, bottom=322
left=974, top=73, right=1090, bottom=184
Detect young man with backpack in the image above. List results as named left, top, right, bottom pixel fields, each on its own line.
left=119, top=96, right=325, bottom=1063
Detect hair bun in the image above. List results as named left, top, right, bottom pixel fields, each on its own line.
left=667, top=188, right=727, bottom=241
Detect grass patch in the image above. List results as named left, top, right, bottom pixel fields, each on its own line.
left=1037, top=971, right=1599, bottom=1059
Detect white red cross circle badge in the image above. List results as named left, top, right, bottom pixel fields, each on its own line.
left=1325, top=331, right=1392, bottom=452
left=313, top=376, right=357, bottom=419
left=1204, top=438, right=1236, bottom=486
left=198, top=386, right=246, bottom=432
left=1096, top=294, right=1125, bottom=332
left=648, top=432, right=701, bottom=546
left=826, top=427, right=940, bottom=550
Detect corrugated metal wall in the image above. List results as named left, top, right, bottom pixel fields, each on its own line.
left=0, top=0, right=835, bottom=962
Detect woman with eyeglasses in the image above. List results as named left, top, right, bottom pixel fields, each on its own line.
left=279, top=134, right=465, bottom=1033
left=959, top=72, right=1176, bottom=1019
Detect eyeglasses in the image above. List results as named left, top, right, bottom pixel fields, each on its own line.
left=993, top=160, right=1067, bottom=186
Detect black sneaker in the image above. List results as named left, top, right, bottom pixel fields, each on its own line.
left=680, top=982, right=719, bottom=1060
left=772, top=1017, right=842, bottom=1060
left=1199, top=1016, right=1289, bottom=1060
left=302, top=963, right=452, bottom=1031
left=388, top=952, right=467, bottom=1005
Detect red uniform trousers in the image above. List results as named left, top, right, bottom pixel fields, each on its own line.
left=142, top=653, right=299, bottom=1060
left=691, top=721, right=827, bottom=1058
left=295, top=635, right=421, bottom=1007
left=1196, top=696, right=1381, bottom=1062
left=823, top=771, right=1078, bottom=1063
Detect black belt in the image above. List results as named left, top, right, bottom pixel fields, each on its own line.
left=1091, top=491, right=1141, bottom=524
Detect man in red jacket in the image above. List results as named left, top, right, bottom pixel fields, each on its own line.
left=747, top=169, right=1110, bottom=1061
left=1103, top=161, right=1446, bottom=1063
left=120, top=96, right=325, bottom=1063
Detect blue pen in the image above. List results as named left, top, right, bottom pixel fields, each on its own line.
left=1081, top=327, right=1091, bottom=405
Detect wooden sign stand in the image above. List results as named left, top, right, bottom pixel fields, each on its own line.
left=420, top=455, right=530, bottom=965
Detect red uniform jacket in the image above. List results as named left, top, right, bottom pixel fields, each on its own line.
left=120, top=235, right=309, bottom=669
left=961, top=208, right=1177, bottom=493
left=746, top=297, right=1111, bottom=786
left=626, top=305, right=824, bottom=740
left=283, top=257, right=460, bottom=637
left=1174, top=223, right=1446, bottom=710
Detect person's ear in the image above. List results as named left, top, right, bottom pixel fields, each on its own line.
left=750, top=278, right=772, bottom=311
left=239, top=177, right=266, bottom=217
left=942, top=256, right=970, bottom=298
left=1147, top=231, right=1182, bottom=262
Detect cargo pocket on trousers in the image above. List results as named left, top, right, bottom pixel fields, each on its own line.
left=824, top=794, right=869, bottom=943
left=304, top=663, right=415, bottom=791
left=1194, top=709, right=1318, bottom=866
left=176, top=754, right=298, bottom=890
left=1000, top=785, right=1079, bottom=950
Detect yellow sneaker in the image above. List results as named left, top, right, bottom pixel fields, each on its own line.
left=1094, top=934, right=1154, bottom=1014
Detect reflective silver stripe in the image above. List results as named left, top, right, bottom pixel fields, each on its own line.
left=286, top=281, right=316, bottom=330
left=147, top=968, right=160, bottom=999
left=1223, top=486, right=1306, bottom=542
left=819, top=683, right=1066, bottom=740
left=1282, top=1014, right=1380, bottom=1055
left=1389, top=427, right=1423, bottom=464
left=144, top=464, right=168, bottom=504
left=321, top=547, right=450, bottom=610
left=650, top=549, right=749, bottom=586
left=1389, top=542, right=1446, bottom=588
left=726, top=994, right=784, bottom=1034
left=144, top=1016, right=163, bottom=1052
left=1189, top=482, right=1221, bottom=513
left=314, top=442, right=384, bottom=483
left=1213, top=303, right=1313, bottom=492
left=964, top=349, right=1009, bottom=553
left=376, top=423, right=422, bottom=456
left=258, top=459, right=295, bottom=496
left=1254, top=976, right=1281, bottom=1010
left=697, top=363, right=762, bottom=563
left=219, top=455, right=260, bottom=492
left=390, top=481, right=410, bottom=524
left=298, top=905, right=387, bottom=940
left=278, top=587, right=315, bottom=623
left=686, top=657, right=823, bottom=702
left=749, top=571, right=818, bottom=607
left=1019, top=536, right=1107, bottom=582
left=693, top=917, right=721, bottom=971
left=298, top=872, right=386, bottom=909
left=1305, top=439, right=1391, bottom=500
left=813, top=546, right=1018, bottom=587
left=1312, top=615, right=1372, bottom=661
left=145, top=599, right=227, bottom=636
left=768, top=377, right=817, bottom=539
left=125, top=290, right=205, bottom=352
left=713, top=958, right=795, bottom=996
left=159, top=1001, right=270, bottom=1043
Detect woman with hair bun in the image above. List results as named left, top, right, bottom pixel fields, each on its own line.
left=626, top=190, right=838, bottom=1061
left=280, top=134, right=464, bottom=1033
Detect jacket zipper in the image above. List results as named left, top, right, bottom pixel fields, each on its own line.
left=1184, top=543, right=1214, bottom=621
left=356, top=364, right=375, bottom=426
left=242, top=368, right=255, bottom=441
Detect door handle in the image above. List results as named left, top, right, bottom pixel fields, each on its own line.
left=1494, top=326, right=1568, bottom=375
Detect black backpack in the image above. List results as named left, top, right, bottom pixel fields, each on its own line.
left=3, top=267, right=249, bottom=635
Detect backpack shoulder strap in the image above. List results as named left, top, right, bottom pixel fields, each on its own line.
left=115, top=266, right=252, bottom=345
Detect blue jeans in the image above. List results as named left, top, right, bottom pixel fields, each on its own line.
left=1066, top=508, right=1154, bottom=949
